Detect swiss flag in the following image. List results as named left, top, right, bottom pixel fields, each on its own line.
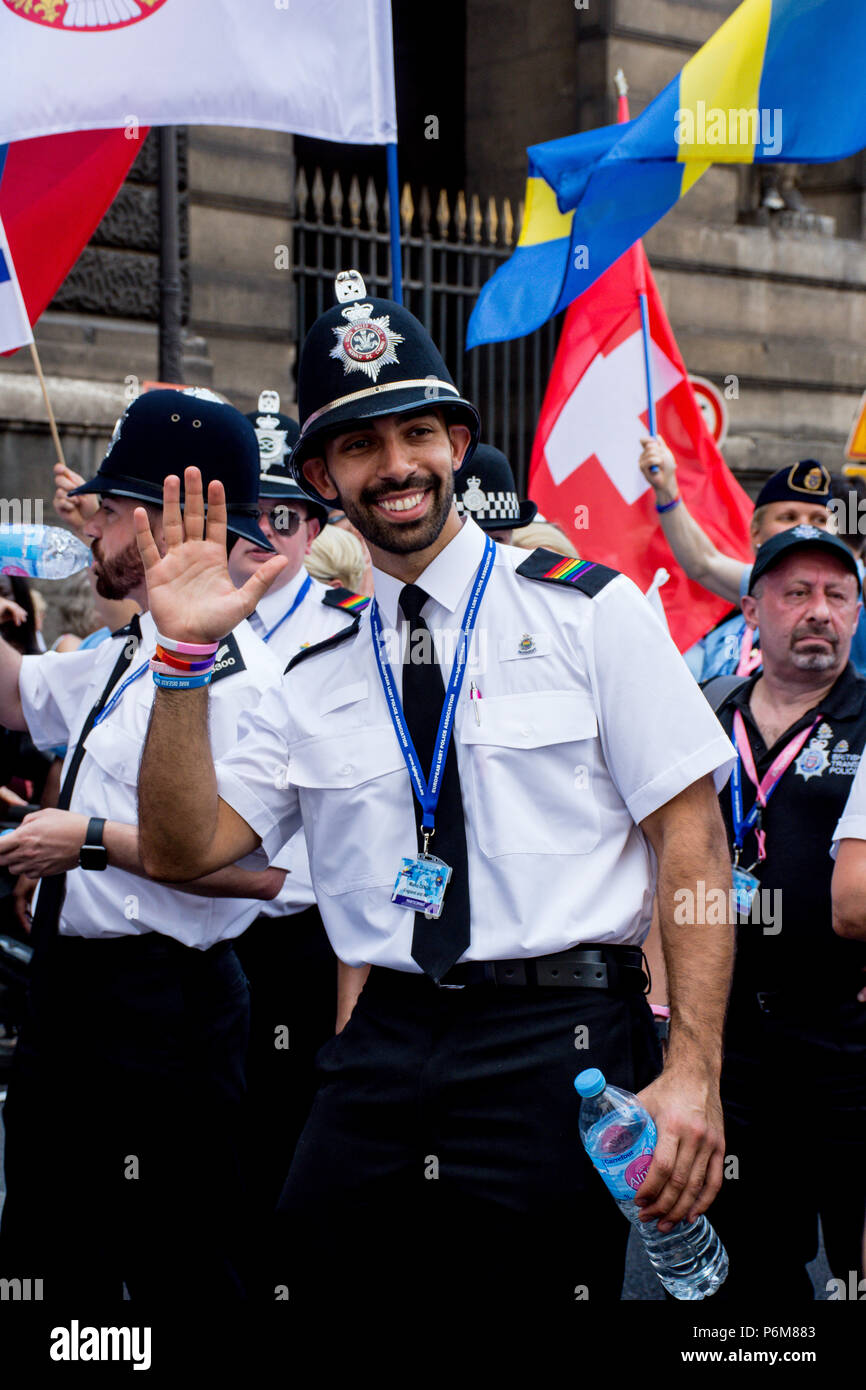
left=0, top=127, right=146, bottom=338
left=528, top=244, right=754, bottom=651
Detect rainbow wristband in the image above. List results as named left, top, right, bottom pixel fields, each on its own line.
left=152, top=670, right=214, bottom=690
left=154, top=648, right=215, bottom=673
left=155, top=632, right=220, bottom=657
left=150, top=658, right=215, bottom=678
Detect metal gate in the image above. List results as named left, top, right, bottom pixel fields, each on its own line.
left=292, top=166, right=563, bottom=495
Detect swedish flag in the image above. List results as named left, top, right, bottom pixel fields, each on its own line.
left=468, top=0, right=866, bottom=348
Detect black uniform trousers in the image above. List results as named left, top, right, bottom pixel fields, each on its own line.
left=233, top=904, right=337, bottom=1294
left=711, top=992, right=866, bottom=1302
left=0, top=931, right=250, bottom=1303
left=276, top=968, right=663, bottom=1312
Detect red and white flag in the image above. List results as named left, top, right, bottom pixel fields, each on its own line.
left=0, top=128, right=144, bottom=337
left=528, top=244, right=753, bottom=651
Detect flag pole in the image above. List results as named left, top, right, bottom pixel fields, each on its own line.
left=386, top=143, right=403, bottom=304
left=615, top=69, right=656, bottom=439
left=29, top=340, right=68, bottom=471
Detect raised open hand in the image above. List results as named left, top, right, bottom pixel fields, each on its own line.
left=134, top=467, right=288, bottom=643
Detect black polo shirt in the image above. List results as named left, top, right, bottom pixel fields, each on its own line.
left=716, top=662, right=866, bottom=998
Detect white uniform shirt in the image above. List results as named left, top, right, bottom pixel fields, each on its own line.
left=831, top=753, right=866, bottom=857
left=252, top=565, right=361, bottom=917
left=215, top=518, right=736, bottom=970
left=19, top=611, right=283, bottom=947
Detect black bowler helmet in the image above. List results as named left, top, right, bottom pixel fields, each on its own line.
left=454, top=443, right=537, bottom=531
left=70, top=388, right=274, bottom=549
left=245, top=389, right=328, bottom=526
left=290, top=269, right=481, bottom=507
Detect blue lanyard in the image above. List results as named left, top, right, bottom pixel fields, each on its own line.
left=370, top=536, right=495, bottom=836
left=262, top=574, right=313, bottom=643
left=729, top=755, right=760, bottom=850
left=93, top=661, right=150, bottom=726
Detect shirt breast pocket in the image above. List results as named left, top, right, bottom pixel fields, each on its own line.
left=459, top=690, right=601, bottom=858
left=288, top=725, right=407, bottom=895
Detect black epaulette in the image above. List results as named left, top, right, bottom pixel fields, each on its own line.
left=211, top=631, right=246, bottom=683
left=322, top=586, right=372, bottom=615
left=515, top=548, right=619, bottom=597
left=285, top=615, right=362, bottom=675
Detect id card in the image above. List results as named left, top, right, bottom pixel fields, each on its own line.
left=391, top=853, right=452, bottom=919
left=732, top=864, right=760, bottom=915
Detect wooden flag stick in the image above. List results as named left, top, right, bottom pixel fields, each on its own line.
left=29, top=340, right=67, bottom=472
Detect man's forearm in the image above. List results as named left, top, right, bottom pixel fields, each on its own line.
left=105, top=820, right=284, bottom=899
left=139, top=687, right=220, bottom=879
left=0, top=636, right=25, bottom=731
left=657, top=843, right=734, bottom=1076
left=658, top=502, right=745, bottom=606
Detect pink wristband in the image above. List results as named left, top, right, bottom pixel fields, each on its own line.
left=155, top=631, right=220, bottom=656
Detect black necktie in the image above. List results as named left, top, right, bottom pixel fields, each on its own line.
left=30, top=615, right=141, bottom=952
left=399, top=584, right=470, bottom=980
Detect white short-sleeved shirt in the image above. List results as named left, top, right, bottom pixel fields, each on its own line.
left=831, top=752, right=866, bottom=858
left=251, top=565, right=360, bottom=917
left=19, top=611, right=284, bottom=947
left=216, top=517, right=736, bottom=970
left=251, top=566, right=358, bottom=669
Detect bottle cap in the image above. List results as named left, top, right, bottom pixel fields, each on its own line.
left=574, top=1067, right=606, bottom=1097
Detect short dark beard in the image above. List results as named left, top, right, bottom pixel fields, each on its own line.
left=338, top=469, right=454, bottom=555
left=91, top=537, right=145, bottom=600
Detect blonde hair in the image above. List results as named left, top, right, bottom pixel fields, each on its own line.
left=511, top=521, right=581, bottom=558
left=305, top=525, right=367, bottom=593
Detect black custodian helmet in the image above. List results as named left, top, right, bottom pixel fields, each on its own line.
left=290, top=269, right=481, bottom=507
left=70, top=388, right=274, bottom=549
left=245, top=389, right=328, bottom=526
left=454, top=443, right=537, bottom=531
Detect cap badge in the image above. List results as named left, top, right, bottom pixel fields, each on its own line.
left=461, top=477, right=487, bottom=513
left=791, top=524, right=822, bottom=539
left=258, top=390, right=281, bottom=414
left=804, top=468, right=824, bottom=491
left=335, top=269, right=368, bottom=304
left=330, top=301, right=404, bottom=383
left=255, top=423, right=289, bottom=467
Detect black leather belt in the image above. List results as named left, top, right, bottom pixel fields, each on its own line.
left=437, top=945, right=648, bottom=992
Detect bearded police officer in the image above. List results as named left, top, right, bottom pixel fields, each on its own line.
left=135, top=274, right=736, bottom=1312
left=230, top=389, right=369, bottom=1271
left=0, top=390, right=288, bottom=1302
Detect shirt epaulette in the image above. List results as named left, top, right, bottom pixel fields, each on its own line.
left=515, top=549, right=620, bottom=597
left=284, top=615, right=362, bottom=674
left=322, top=586, right=371, bottom=614
left=211, top=631, right=246, bottom=683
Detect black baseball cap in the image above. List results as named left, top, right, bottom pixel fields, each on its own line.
left=748, top=524, right=860, bottom=595
left=70, top=389, right=274, bottom=550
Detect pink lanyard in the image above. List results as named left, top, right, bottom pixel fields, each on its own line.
left=731, top=708, right=820, bottom=861
left=736, top=626, right=762, bottom=677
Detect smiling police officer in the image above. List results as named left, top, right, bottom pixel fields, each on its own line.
left=135, top=274, right=736, bottom=1312
left=0, top=390, right=288, bottom=1302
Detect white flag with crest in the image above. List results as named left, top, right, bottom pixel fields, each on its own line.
left=0, top=0, right=396, bottom=146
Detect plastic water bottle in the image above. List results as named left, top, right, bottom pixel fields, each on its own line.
left=0, top=525, right=92, bottom=579
left=575, top=1067, right=728, bottom=1300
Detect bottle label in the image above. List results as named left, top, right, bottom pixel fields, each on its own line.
left=586, top=1114, right=657, bottom=1201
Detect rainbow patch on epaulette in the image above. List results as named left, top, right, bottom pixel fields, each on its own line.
left=515, top=547, right=619, bottom=597
left=323, top=586, right=371, bottom=613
